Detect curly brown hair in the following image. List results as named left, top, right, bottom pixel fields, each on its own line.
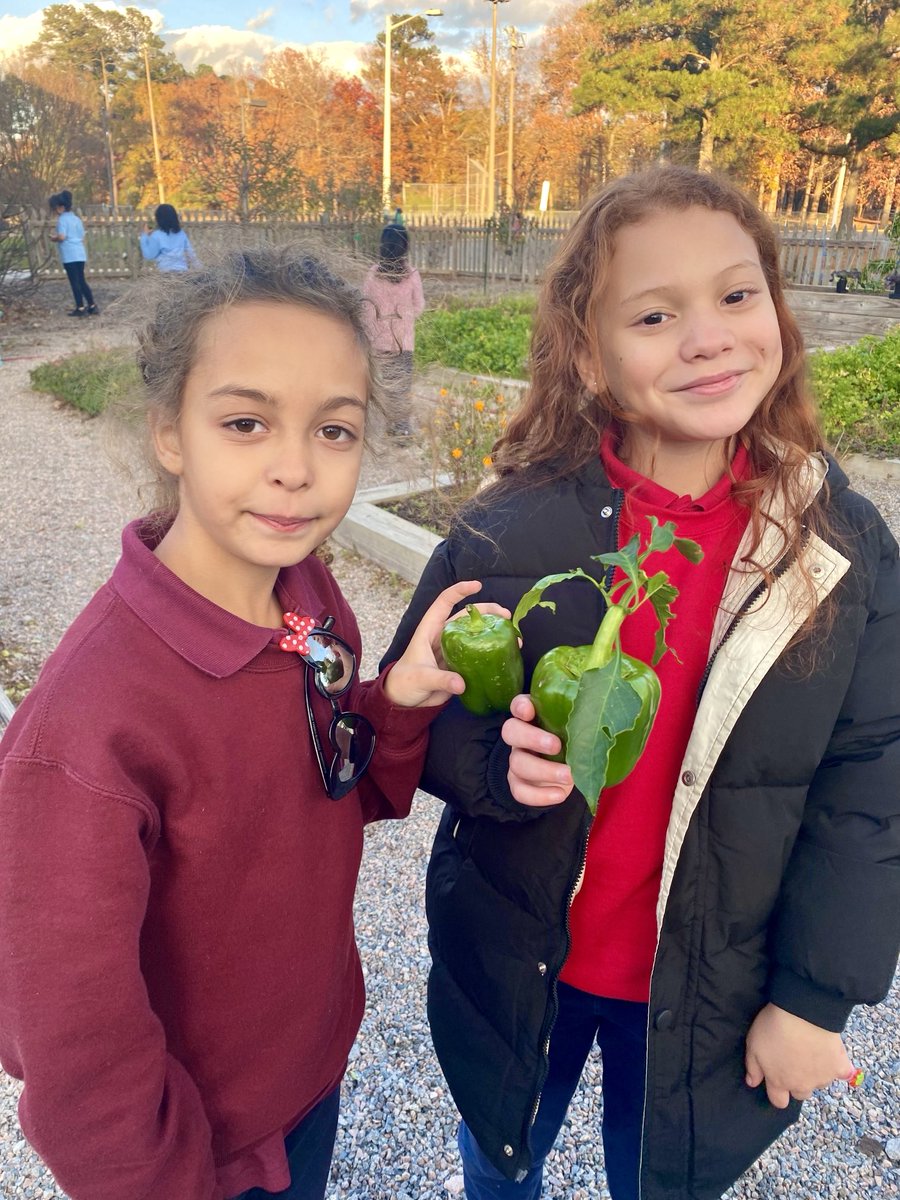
left=491, top=166, right=832, bottom=590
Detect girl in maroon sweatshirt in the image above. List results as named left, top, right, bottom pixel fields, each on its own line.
left=0, top=248, right=500, bottom=1200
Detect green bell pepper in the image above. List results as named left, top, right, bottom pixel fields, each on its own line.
left=441, top=604, right=524, bottom=717
left=530, top=644, right=660, bottom=786
left=512, top=517, right=702, bottom=813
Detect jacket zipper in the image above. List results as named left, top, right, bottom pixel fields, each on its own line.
left=695, top=543, right=800, bottom=705
left=522, top=488, right=624, bottom=1154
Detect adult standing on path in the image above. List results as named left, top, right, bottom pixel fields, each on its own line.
left=139, top=204, right=200, bottom=272
left=48, top=190, right=98, bottom=317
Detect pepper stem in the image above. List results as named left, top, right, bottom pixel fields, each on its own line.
left=465, top=603, right=484, bottom=630
left=585, top=603, right=627, bottom=671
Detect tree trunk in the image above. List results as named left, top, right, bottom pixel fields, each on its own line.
left=829, top=158, right=848, bottom=230
left=880, top=170, right=897, bottom=228
left=698, top=110, right=715, bottom=171
left=798, top=155, right=815, bottom=216
left=836, top=151, right=862, bottom=235
left=807, top=156, right=825, bottom=219
left=766, top=159, right=781, bottom=215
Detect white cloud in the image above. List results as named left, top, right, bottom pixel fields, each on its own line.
left=247, top=6, right=277, bottom=32
left=0, top=13, right=43, bottom=60
left=163, top=25, right=366, bottom=77
left=164, top=25, right=280, bottom=74
left=348, top=0, right=551, bottom=51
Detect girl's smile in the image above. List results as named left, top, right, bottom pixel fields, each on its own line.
left=674, top=369, right=748, bottom=396
left=249, top=513, right=315, bottom=533
left=151, top=300, right=369, bottom=625
left=580, top=206, right=783, bottom=493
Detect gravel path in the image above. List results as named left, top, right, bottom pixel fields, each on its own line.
left=0, top=300, right=897, bottom=1199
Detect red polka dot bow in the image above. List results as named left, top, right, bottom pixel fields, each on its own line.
left=279, top=612, right=318, bottom=655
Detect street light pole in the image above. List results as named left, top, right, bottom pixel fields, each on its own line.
left=382, top=9, right=443, bottom=216
left=484, top=0, right=510, bottom=219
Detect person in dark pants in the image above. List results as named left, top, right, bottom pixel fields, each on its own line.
left=231, top=1088, right=341, bottom=1200
left=48, top=190, right=98, bottom=316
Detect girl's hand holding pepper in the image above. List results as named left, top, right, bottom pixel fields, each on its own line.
left=503, top=694, right=574, bottom=808
left=385, top=582, right=512, bottom=709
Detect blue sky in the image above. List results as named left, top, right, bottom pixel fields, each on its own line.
left=1, top=2, right=554, bottom=74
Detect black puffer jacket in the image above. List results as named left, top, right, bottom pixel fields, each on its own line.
left=383, top=454, right=900, bottom=1200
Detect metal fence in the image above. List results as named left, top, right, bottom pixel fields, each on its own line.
left=20, top=211, right=895, bottom=289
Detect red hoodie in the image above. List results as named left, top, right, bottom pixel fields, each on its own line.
left=560, top=438, right=751, bottom=1002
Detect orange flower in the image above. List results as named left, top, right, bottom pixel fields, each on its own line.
left=473, top=399, right=485, bottom=412
left=482, top=455, right=493, bottom=468
left=451, top=447, right=463, bottom=459
left=495, top=394, right=503, bottom=403
left=439, top=387, right=448, bottom=397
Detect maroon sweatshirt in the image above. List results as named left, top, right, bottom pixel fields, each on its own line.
left=0, top=519, right=436, bottom=1199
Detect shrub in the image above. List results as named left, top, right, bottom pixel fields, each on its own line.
left=810, top=327, right=900, bottom=456
left=416, top=295, right=534, bottom=379
left=30, top=348, right=139, bottom=417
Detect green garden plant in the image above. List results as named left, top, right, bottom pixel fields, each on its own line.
left=810, top=328, right=900, bottom=456
left=30, top=349, right=138, bottom=417
left=416, top=295, right=533, bottom=379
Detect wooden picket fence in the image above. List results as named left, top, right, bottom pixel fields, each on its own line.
left=20, top=210, right=895, bottom=289
left=775, top=226, right=892, bottom=287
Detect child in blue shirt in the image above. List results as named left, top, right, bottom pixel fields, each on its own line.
left=49, top=190, right=98, bottom=317
left=140, top=204, right=201, bottom=272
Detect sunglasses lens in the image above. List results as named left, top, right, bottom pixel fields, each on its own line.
left=327, top=712, right=376, bottom=800
left=305, top=632, right=355, bottom=695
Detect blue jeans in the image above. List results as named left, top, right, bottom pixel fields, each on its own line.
left=459, top=984, right=648, bottom=1200
left=230, top=1086, right=340, bottom=1200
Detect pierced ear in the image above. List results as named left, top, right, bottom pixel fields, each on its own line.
left=575, top=345, right=604, bottom=395
left=150, top=416, right=184, bottom=477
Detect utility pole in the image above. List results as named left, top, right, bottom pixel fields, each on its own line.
left=484, top=0, right=511, bottom=218
left=238, top=96, right=267, bottom=221
left=143, top=40, right=165, bottom=204
left=99, top=53, right=119, bottom=214
left=504, top=27, right=524, bottom=210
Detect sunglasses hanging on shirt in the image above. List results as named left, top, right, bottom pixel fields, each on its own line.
left=279, top=612, right=376, bottom=801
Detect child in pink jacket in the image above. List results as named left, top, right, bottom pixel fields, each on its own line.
left=362, top=224, right=425, bottom=440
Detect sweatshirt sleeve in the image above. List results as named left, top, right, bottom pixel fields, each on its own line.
left=0, top=758, right=222, bottom=1200
left=140, top=230, right=161, bottom=261
left=353, top=667, right=441, bottom=824
left=767, top=525, right=900, bottom=1031
left=185, top=233, right=200, bottom=268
